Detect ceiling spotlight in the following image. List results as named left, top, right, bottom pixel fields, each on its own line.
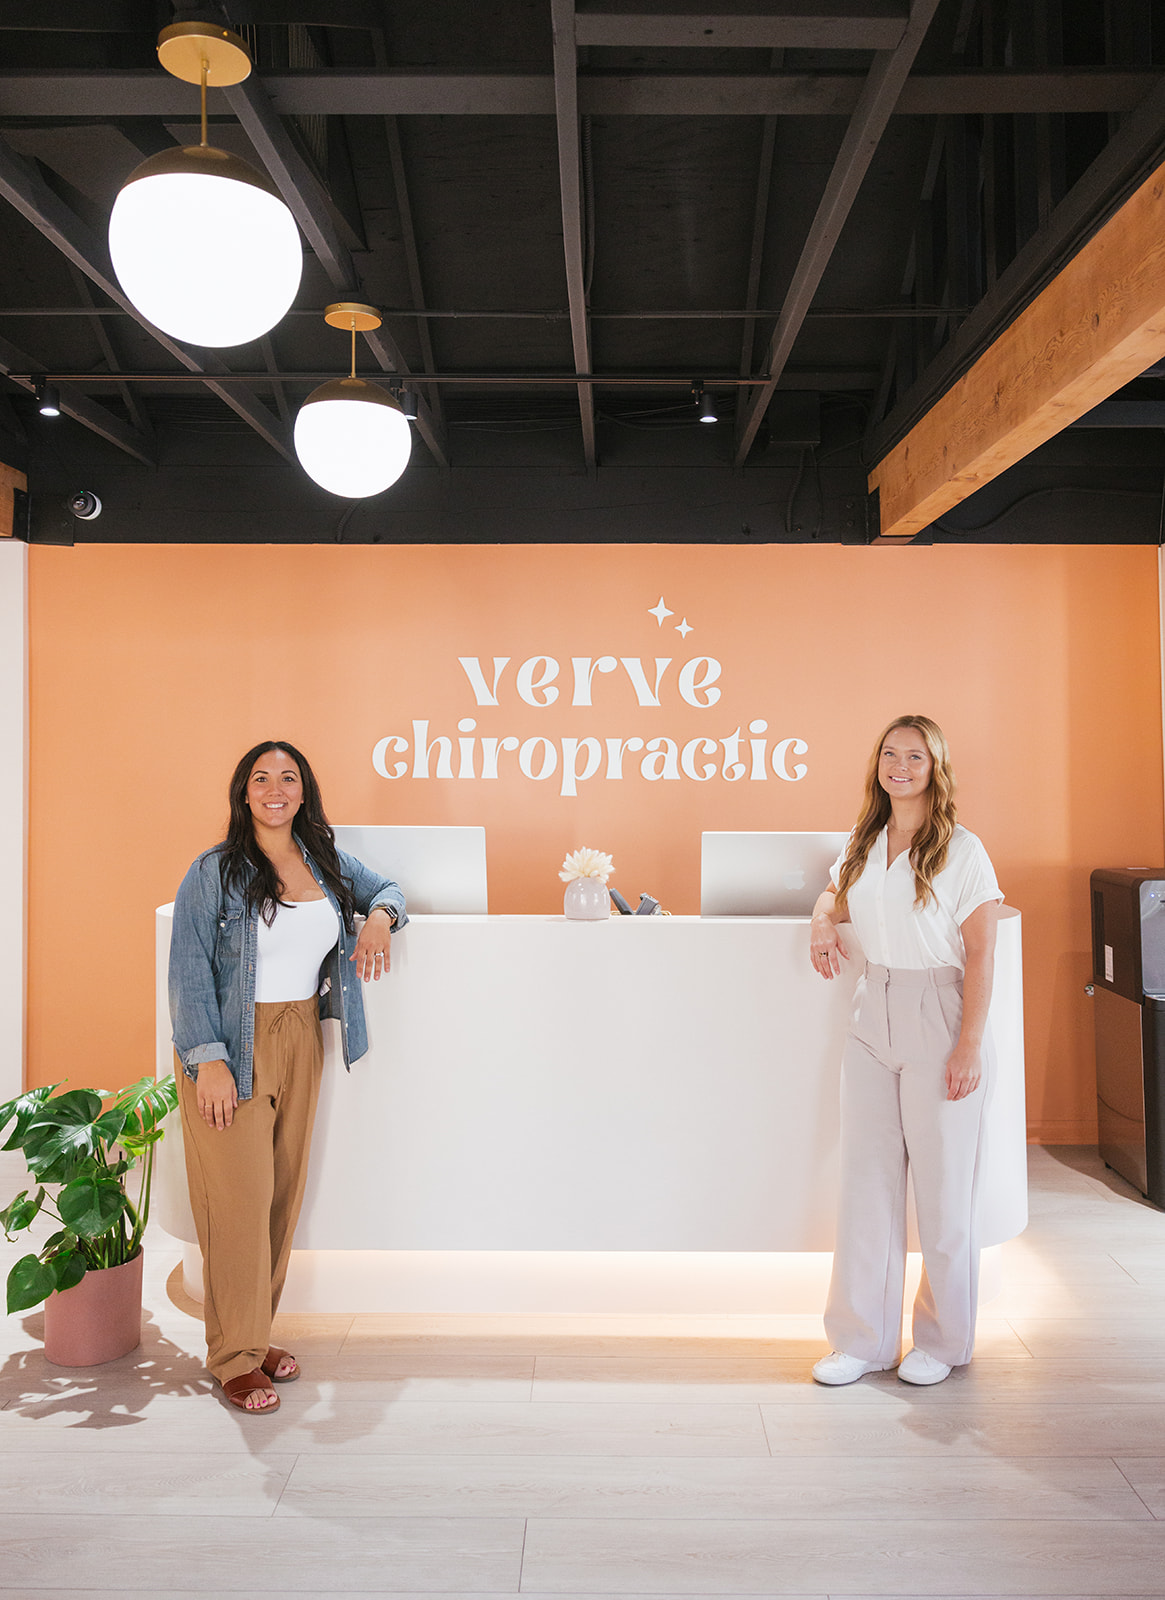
left=107, top=22, right=302, bottom=348
left=36, top=382, right=60, bottom=418
left=693, top=382, right=718, bottom=424
left=294, top=303, right=413, bottom=499
left=394, top=385, right=419, bottom=422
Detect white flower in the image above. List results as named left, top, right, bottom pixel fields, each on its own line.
left=559, top=846, right=614, bottom=883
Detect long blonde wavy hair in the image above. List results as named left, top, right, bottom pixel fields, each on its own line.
left=834, top=714, right=958, bottom=914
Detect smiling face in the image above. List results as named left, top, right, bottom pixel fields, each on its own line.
left=878, top=725, right=934, bottom=803
left=245, top=748, right=304, bottom=834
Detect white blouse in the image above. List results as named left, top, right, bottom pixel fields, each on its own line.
left=255, top=896, right=341, bottom=1003
left=830, top=824, right=1002, bottom=971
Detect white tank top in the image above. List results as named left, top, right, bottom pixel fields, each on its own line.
left=255, top=896, right=341, bottom=1003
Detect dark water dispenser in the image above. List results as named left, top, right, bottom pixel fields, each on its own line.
left=1090, top=868, right=1165, bottom=1207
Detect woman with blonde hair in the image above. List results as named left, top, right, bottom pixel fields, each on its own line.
left=809, top=715, right=1001, bottom=1386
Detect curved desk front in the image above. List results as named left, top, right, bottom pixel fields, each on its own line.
left=154, top=908, right=1027, bottom=1312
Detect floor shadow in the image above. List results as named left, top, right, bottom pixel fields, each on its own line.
left=0, top=1308, right=211, bottom=1426
left=1041, top=1142, right=1163, bottom=1211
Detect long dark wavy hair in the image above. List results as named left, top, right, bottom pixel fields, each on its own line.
left=834, top=714, right=958, bottom=915
left=217, top=740, right=358, bottom=929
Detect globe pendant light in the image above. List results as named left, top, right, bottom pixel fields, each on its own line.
left=108, top=23, right=302, bottom=348
left=294, top=304, right=413, bottom=498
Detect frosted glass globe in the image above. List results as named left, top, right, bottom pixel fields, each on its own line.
left=109, top=149, right=302, bottom=348
left=294, top=380, right=413, bottom=498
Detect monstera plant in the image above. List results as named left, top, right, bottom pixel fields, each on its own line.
left=0, top=1075, right=178, bottom=1314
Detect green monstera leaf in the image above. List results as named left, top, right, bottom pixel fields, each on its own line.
left=120, top=1125, right=164, bottom=1160
left=39, top=1228, right=78, bottom=1256
left=114, top=1075, right=179, bottom=1141
left=21, top=1091, right=128, bottom=1183
left=6, top=1254, right=58, bottom=1314
left=57, top=1173, right=129, bottom=1239
left=0, top=1083, right=60, bottom=1153
left=49, top=1250, right=87, bottom=1294
left=1, top=1074, right=178, bottom=1309
left=0, top=1187, right=45, bottom=1236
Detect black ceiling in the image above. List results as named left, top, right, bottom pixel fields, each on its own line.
left=2, top=0, right=1165, bottom=545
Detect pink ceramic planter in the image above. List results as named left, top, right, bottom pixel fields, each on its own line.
left=43, top=1250, right=144, bottom=1367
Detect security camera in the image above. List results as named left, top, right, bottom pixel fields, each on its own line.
left=67, top=491, right=102, bottom=521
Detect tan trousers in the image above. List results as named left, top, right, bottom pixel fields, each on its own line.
left=824, top=963, right=990, bottom=1370
left=177, top=998, right=324, bottom=1385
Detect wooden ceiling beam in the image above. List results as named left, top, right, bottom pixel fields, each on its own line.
left=0, top=461, right=27, bottom=538
left=868, top=155, right=1165, bottom=541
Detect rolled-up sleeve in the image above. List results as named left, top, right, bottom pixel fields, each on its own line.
left=953, top=835, right=1004, bottom=926
left=168, top=855, right=230, bottom=1079
left=337, top=848, right=409, bottom=931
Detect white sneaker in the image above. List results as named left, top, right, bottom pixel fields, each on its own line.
left=897, top=1348, right=952, bottom=1385
left=812, top=1351, right=894, bottom=1386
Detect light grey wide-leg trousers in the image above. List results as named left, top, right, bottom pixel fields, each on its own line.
left=823, top=962, right=991, bottom=1370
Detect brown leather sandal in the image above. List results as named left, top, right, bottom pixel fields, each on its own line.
left=261, top=1346, right=300, bottom=1383
left=221, top=1368, right=280, bottom=1413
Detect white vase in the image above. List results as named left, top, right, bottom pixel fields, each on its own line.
left=564, top=875, right=610, bottom=920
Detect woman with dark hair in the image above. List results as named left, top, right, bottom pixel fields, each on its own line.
left=808, top=716, right=1001, bottom=1387
left=169, top=741, right=406, bottom=1413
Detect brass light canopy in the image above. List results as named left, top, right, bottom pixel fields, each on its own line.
left=293, top=304, right=414, bottom=499
left=156, top=21, right=254, bottom=86
left=107, top=22, right=302, bottom=348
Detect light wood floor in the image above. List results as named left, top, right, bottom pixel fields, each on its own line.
left=2, top=1145, right=1165, bottom=1598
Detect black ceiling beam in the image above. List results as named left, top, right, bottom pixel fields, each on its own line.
left=0, top=330, right=154, bottom=465
left=0, top=303, right=968, bottom=321
left=223, top=72, right=450, bottom=470
left=0, top=133, right=292, bottom=461
left=573, top=2, right=908, bottom=51
left=23, top=367, right=882, bottom=388
left=0, top=1, right=143, bottom=25
left=0, top=0, right=383, bottom=24
left=734, top=0, right=943, bottom=466
left=551, top=0, right=597, bottom=471
left=1, top=69, right=1159, bottom=118
left=1070, top=401, right=1165, bottom=427
left=369, top=29, right=446, bottom=432
left=583, top=70, right=1162, bottom=117
left=67, top=261, right=155, bottom=449
left=739, top=111, right=778, bottom=380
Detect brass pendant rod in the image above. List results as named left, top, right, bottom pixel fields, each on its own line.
left=199, top=55, right=208, bottom=148
left=350, top=323, right=357, bottom=379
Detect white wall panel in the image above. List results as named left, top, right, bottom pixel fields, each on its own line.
left=0, top=541, right=26, bottom=1102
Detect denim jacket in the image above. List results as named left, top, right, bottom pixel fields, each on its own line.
left=168, top=841, right=408, bottom=1101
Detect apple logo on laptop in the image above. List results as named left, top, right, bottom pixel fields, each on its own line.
left=783, top=869, right=806, bottom=891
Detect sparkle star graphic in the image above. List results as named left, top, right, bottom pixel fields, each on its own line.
left=675, top=617, right=693, bottom=638
left=648, top=596, right=674, bottom=625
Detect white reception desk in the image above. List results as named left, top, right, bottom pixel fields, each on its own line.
left=155, top=908, right=1027, bottom=1313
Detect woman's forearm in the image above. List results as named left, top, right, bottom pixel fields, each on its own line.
left=811, top=888, right=840, bottom=923
left=958, top=943, right=995, bottom=1050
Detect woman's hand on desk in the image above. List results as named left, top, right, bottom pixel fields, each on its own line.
left=351, top=907, right=393, bottom=981
left=810, top=896, right=849, bottom=980
left=196, top=1060, right=238, bottom=1130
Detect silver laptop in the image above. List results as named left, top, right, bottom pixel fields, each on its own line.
left=700, top=831, right=850, bottom=917
left=333, top=825, right=488, bottom=914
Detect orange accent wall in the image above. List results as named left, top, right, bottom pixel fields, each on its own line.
left=27, top=542, right=1164, bottom=1142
